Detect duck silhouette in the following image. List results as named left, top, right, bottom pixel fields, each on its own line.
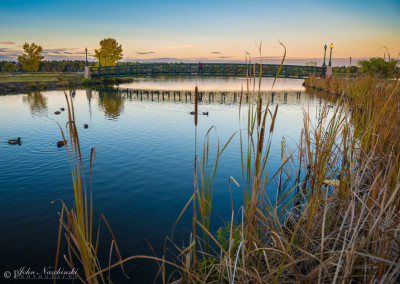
left=57, top=140, right=67, bottom=148
left=8, top=137, right=21, bottom=145
left=54, top=111, right=61, bottom=115
left=84, top=124, right=89, bottom=129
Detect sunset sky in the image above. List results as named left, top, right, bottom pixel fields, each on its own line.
left=1, top=0, right=399, bottom=65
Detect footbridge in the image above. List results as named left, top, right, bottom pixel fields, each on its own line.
left=87, top=63, right=326, bottom=79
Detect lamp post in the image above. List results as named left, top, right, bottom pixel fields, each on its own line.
left=85, top=47, right=88, bottom=67
left=328, top=43, right=333, bottom=67
left=99, top=51, right=101, bottom=68
left=323, top=44, right=327, bottom=67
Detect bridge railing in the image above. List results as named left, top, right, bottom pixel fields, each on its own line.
left=90, top=63, right=326, bottom=78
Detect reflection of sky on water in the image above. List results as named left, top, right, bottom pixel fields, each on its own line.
left=119, top=76, right=305, bottom=91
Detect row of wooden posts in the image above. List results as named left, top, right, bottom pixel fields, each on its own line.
left=99, top=88, right=306, bottom=104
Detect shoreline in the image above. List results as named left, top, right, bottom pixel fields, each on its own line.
left=0, top=76, right=134, bottom=94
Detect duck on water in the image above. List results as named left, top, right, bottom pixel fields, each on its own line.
left=57, top=140, right=67, bottom=148
left=190, top=112, right=209, bottom=115
left=8, top=137, right=22, bottom=145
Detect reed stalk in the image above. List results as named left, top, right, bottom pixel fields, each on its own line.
left=54, top=81, right=126, bottom=283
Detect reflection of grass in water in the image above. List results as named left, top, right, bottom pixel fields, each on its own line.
left=98, top=90, right=124, bottom=119
left=22, top=91, right=48, bottom=115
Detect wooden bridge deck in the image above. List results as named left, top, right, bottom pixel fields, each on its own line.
left=90, top=63, right=326, bottom=79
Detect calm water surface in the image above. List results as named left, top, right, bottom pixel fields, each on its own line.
left=119, top=76, right=305, bottom=91
left=0, top=77, right=329, bottom=283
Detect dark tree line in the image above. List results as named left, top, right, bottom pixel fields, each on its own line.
left=332, top=65, right=359, bottom=74
left=0, top=60, right=96, bottom=73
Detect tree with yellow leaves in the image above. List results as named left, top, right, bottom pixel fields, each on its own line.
left=94, top=38, right=123, bottom=66
left=18, top=42, right=44, bottom=72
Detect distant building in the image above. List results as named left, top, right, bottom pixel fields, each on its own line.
left=305, top=62, right=317, bottom=67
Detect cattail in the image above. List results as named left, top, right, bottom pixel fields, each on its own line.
left=239, top=88, right=243, bottom=116
left=257, top=122, right=265, bottom=156
left=270, top=104, right=279, bottom=133
left=257, top=98, right=262, bottom=127
left=194, top=86, right=198, bottom=126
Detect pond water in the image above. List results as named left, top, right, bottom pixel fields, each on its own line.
left=119, top=76, right=305, bottom=91
left=0, top=77, right=331, bottom=283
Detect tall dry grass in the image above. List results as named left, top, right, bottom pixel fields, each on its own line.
left=168, top=69, right=400, bottom=282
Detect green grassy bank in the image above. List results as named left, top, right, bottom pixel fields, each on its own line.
left=0, top=72, right=133, bottom=93
left=0, top=72, right=82, bottom=84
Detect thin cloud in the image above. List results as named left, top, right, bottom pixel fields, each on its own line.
left=135, top=51, right=155, bottom=55
left=128, top=57, right=184, bottom=63
left=0, top=50, right=20, bottom=59
left=211, top=51, right=221, bottom=54
left=0, top=41, right=15, bottom=44
left=43, top=48, right=85, bottom=56
left=254, top=56, right=285, bottom=60
left=162, top=44, right=197, bottom=50
left=44, top=48, right=68, bottom=53
left=0, top=48, right=91, bottom=60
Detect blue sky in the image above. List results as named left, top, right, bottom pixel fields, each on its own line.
left=0, top=0, right=399, bottom=64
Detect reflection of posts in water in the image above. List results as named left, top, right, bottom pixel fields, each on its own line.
left=98, top=88, right=314, bottom=106
left=303, top=87, right=341, bottom=123
left=86, top=89, right=92, bottom=119
left=98, top=89, right=125, bottom=120
left=86, top=89, right=92, bottom=103
left=22, top=92, right=48, bottom=116
left=296, top=92, right=301, bottom=103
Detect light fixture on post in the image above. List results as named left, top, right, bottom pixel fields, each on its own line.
left=85, top=47, right=88, bottom=67
left=323, top=44, right=327, bottom=67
